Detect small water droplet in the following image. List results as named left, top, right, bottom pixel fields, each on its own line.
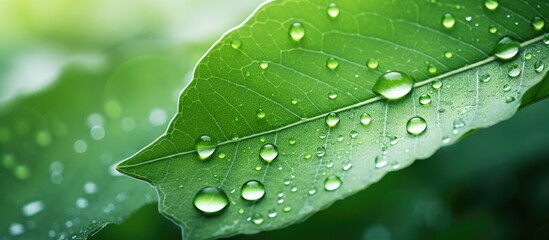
left=406, top=117, right=427, bottom=135
left=288, top=138, right=296, bottom=145
left=218, top=152, right=226, bottom=159
left=193, top=186, right=229, bottom=214
left=484, top=0, right=499, bottom=10
left=419, top=94, right=432, bottom=105
left=260, top=61, right=269, bottom=69
left=442, top=136, right=451, bottom=144
left=328, top=91, right=338, bottom=100
left=316, top=146, right=326, bottom=157
left=289, top=22, right=305, bottom=42
left=326, top=57, right=339, bottom=70
left=431, top=80, right=443, bottom=89
left=256, top=109, right=266, bottom=119
left=532, top=17, right=545, bottom=31
left=342, top=159, right=353, bottom=171
left=350, top=130, right=358, bottom=138
left=231, top=39, right=242, bottom=49
left=252, top=213, right=264, bottom=225
left=444, top=51, right=453, bottom=59
left=503, top=84, right=511, bottom=92
left=259, top=144, right=278, bottom=163
left=325, top=112, right=340, bottom=127
left=480, top=73, right=491, bottom=83
left=508, top=65, right=521, bottom=78
left=453, top=119, right=465, bottom=130
left=489, top=25, right=498, bottom=34
left=327, top=3, right=340, bottom=18
left=427, top=64, right=438, bottom=75
left=268, top=209, right=278, bottom=218
left=505, top=96, right=516, bottom=103
left=534, top=61, right=545, bottom=73
left=241, top=180, right=266, bottom=201
left=544, top=34, right=549, bottom=45
left=493, top=36, right=520, bottom=60
left=360, top=113, right=372, bottom=126
left=324, top=175, right=342, bottom=191
left=373, top=71, right=414, bottom=100
left=441, top=13, right=456, bottom=29
left=283, top=206, right=292, bottom=212
left=238, top=208, right=245, bottom=214
left=375, top=156, right=388, bottom=168
left=308, top=188, right=317, bottom=195
left=367, top=58, right=379, bottom=70
left=291, top=98, right=298, bottom=105
left=304, top=153, right=312, bottom=160
left=195, top=135, right=216, bottom=160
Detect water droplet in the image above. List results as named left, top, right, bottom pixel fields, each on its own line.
left=217, top=152, right=226, bottom=159
left=453, top=119, right=465, bottom=130
left=342, top=160, right=353, bottom=171
left=22, top=200, right=44, bottom=217
left=316, top=146, right=326, bottom=157
left=308, top=188, right=317, bottom=195
left=532, top=17, right=544, bottom=31
left=489, top=25, right=498, bottom=34
left=406, top=117, right=427, bottom=135
left=505, top=96, right=516, bottom=103
left=288, top=138, right=296, bottom=145
left=324, top=176, right=342, bottom=191
left=193, top=186, right=229, bottom=214
left=431, top=80, right=443, bottom=89
left=327, top=3, right=340, bottom=18
left=535, top=61, right=545, bottom=73
left=268, top=209, right=278, bottom=218
left=350, top=130, right=358, bottom=138
left=508, top=65, right=521, bottom=78
left=444, top=51, right=453, bottom=59
left=360, top=113, right=372, bottom=126
left=289, top=22, right=305, bottom=42
left=259, top=144, right=279, bottom=163
left=484, top=0, right=499, bottom=10
left=427, top=64, right=438, bottom=75
left=544, top=34, right=549, bottom=45
left=304, top=153, right=312, bottom=160
left=441, top=13, right=456, bottom=29
left=325, top=112, right=340, bottom=127
left=503, top=84, right=511, bottom=92
left=419, top=94, right=432, bottom=105
left=367, top=58, right=379, bottom=70
left=326, top=57, right=339, bottom=70
left=480, top=73, right=491, bottom=83
left=252, top=213, right=264, bottom=225
left=238, top=208, right=245, bottom=214
left=241, top=180, right=266, bottom=201
left=256, top=109, right=266, bottom=119
left=493, top=36, right=520, bottom=60
left=291, top=98, right=298, bottom=105
left=231, top=39, right=242, bottom=49
left=195, top=135, right=216, bottom=160
left=373, top=71, right=414, bottom=100
left=375, top=156, right=388, bottom=168
left=260, top=61, right=269, bottom=69
left=283, top=206, right=292, bottom=212
left=328, top=91, right=338, bottom=100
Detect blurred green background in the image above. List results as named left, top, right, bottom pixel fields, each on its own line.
left=1, top=0, right=548, bottom=239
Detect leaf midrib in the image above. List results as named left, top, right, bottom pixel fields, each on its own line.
left=118, top=35, right=544, bottom=169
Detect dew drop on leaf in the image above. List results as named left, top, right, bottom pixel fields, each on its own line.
left=484, top=0, right=499, bottom=10
left=441, top=13, right=456, bottom=29
left=374, top=156, right=388, bottom=168
left=406, top=116, right=427, bottom=135
left=283, top=206, right=292, bottom=212
left=508, top=65, right=521, bottom=78
left=256, top=109, right=266, bottom=119
left=240, top=180, right=266, bottom=201
left=427, top=64, right=438, bottom=75
left=268, top=209, right=278, bottom=218
left=419, top=94, right=432, bottom=105
left=195, top=135, right=216, bottom=160
left=323, top=175, right=342, bottom=191
left=291, top=98, right=298, bottom=105
left=489, top=25, right=498, bottom=34
left=259, top=61, right=269, bottom=69
left=480, top=73, right=491, bottom=83
left=325, top=112, right=340, bottom=127
left=373, top=71, right=414, bottom=100
left=506, top=96, right=516, bottom=103
left=193, top=186, right=229, bottom=214
left=444, top=51, right=453, bottom=59
left=289, top=22, right=305, bottom=42
left=230, top=39, right=242, bottom=49
left=531, top=17, right=544, bottom=31
left=534, top=61, right=545, bottom=73
left=316, top=146, right=326, bottom=157
left=493, top=36, right=520, bottom=60
left=327, top=3, right=339, bottom=18
left=326, top=57, right=339, bottom=70
left=367, top=58, right=379, bottom=69
left=328, top=91, right=338, bottom=100
left=360, top=113, right=372, bottom=126
left=259, top=143, right=279, bottom=163
left=288, top=138, right=296, bottom=145
left=431, top=80, right=443, bottom=89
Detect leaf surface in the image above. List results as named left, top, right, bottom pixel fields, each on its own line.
left=118, top=0, right=549, bottom=239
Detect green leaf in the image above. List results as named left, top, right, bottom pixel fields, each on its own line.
left=118, top=0, right=548, bottom=239
left=0, top=49, right=194, bottom=238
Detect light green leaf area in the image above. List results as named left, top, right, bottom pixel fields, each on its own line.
left=0, top=48, right=197, bottom=238
left=118, top=0, right=548, bottom=239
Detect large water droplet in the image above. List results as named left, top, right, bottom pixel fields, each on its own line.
left=196, top=135, right=216, bottom=160
left=360, top=113, right=372, bottom=126
left=325, top=112, right=340, bottom=127
left=326, top=57, right=339, bottom=70
left=367, top=58, right=379, bottom=70
left=535, top=61, right=545, bottom=73
left=259, top=144, right=279, bottom=163
left=493, top=36, right=520, bottom=60
left=289, top=22, right=305, bottom=42
left=193, top=186, right=229, bottom=214
left=324, top=175, right=342, bottom=191
left=441, top=13, right=456, bottom=29
left=419, top=94, right=432, bottom=105
left=327, top=3, right=340, bottom=18
left=406, top=116, right=427, bottom=135
left=373, top=71, right=414, bottom=100
left=532, top=17, right=544, bottom=31
left=484, top=0, right=499, bottom=10
left=241, top=180, right=265, bottom=201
